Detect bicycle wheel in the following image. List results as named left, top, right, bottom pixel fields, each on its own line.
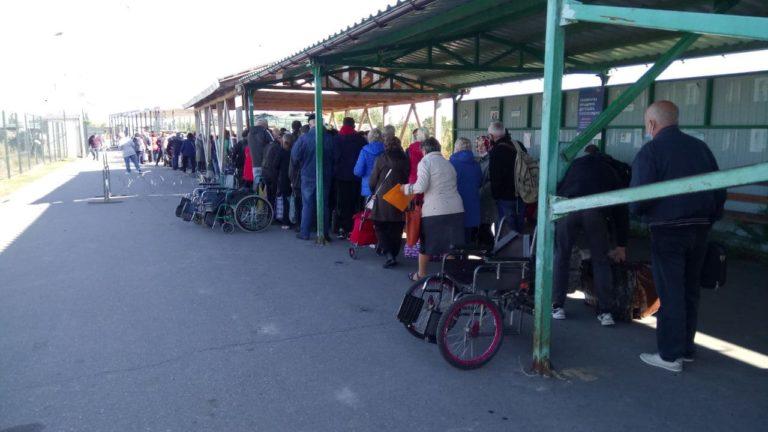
left=234, top=195, right=273, bottom=232
left=437, top=294, right=504, bottom=370
left=398, top=276, right=457, bottom=343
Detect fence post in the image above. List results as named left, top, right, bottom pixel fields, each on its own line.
left=24, top=114, right=32, bottom=171
left=2, top=111, right=10, bottom=179
left=17, top=113, right=24, bottom=175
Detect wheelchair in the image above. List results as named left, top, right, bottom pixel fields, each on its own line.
left=396, top=218, right=536, bottom=370
left=175, top=181, right=273, bottom=233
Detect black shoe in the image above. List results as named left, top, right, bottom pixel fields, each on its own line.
left=296, top=233, right=310, bottom=240
left=323, top=235, right=333, bottom=243
left=383, top=258, right=397, bottom=269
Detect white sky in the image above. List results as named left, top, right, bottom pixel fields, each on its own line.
left=1, top=0, right=767, bottom=123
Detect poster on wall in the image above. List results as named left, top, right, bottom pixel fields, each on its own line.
left=577, top=87, right=605, bottom=131
left=490, top=110, right=499, bottom=121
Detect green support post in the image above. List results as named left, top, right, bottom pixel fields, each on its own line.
left=532, top=0, right=566, bottom=375
left=313, top=64, right=326, bottom=244
left=247, top=87, right=254, bottom=129
left=561, top=33, right=700, bottom=161
left=452, top=95, right=459, bottom=145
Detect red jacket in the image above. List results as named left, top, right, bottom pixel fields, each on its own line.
left=406, top=141, right=423, bottom=184
left=243, top=147, right=254, bottom=181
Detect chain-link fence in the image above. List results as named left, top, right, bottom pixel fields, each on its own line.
left=0, top=110, right=86, bottom=180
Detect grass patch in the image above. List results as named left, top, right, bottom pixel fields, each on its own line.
left=0, top=159, right=75, bottom=199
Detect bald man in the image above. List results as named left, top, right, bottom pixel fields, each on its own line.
left=631, top=100, right=726, bottom=372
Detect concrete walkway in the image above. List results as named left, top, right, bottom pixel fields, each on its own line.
left=1, top=152, right=766, bottom=432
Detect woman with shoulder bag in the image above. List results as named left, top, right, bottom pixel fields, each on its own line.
left=369, top=136, right=410, bottom=268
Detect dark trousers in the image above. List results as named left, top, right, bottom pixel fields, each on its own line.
left=335, top=179, right=361, bottom=235
left=280, top=195, right=292, bottom=225
left=181, top=155, right=196, bottom=173
left=650, top=225, right=709, bottom=361
left=477, top=223, right=495, bottom=249
left=374, top=221, right=405, bottom=259
left=265, top=180, right=277, bottom=212
left=553, top=209, right=614, bottom=313
left=293, top=189, right=302, bottom=230
left=171, top=151, right=179, bottom=170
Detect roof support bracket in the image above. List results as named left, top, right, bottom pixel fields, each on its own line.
left=560, top=0, right=767, bottom=41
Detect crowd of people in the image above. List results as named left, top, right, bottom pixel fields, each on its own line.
left=110, top=100, right=724, bottom=374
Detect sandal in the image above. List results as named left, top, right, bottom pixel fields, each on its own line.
left=408, top=272, right=422, bottom=282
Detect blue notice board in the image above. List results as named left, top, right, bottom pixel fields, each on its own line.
left=577, top=87, right=605, bottom=131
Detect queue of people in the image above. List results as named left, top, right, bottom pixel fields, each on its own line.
left=164, top=100, right=723, bottom=374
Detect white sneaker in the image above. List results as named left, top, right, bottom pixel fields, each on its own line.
left=640, top=353, right=682, bottom=372
left=682, top=356, right=695, bottom=363
left=552, top=307, right=566, bottom=320
left=597, top=313, right=615, bottom=326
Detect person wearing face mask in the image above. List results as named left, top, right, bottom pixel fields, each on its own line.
left=631, top=100, right=726, bottom=373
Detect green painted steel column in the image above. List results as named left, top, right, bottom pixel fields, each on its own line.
left=313, top=65, right=326, bottom=244
left=532, top=0, right=566, bottom=375
left=452, top=95, right=458, bottom=145
left=561, top=33, right=700, bottom=161
left=248, top=87, right=254, bottom=129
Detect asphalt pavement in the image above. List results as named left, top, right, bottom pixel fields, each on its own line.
left=1, top=153, right=766, bottom=432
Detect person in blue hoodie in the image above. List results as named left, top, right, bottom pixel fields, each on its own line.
left=449, top=137, right=483, bottom=244
left=180, top=132, right=196, bottom=173
left=353, top=127, right=385, bottom=202
left=291, top=114, right=335, bottom=242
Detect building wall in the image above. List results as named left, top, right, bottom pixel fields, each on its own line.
left=456, top=71, right=768, bottom=246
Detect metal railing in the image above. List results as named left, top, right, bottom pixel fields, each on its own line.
left=0, top=110, right=86, bottom=180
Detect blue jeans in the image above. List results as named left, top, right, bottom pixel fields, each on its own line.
left=496, top=198, right=525, bottom=233
left=300, top=184, right=331, bottom=239
left=124, top=155, right=141, bottom=172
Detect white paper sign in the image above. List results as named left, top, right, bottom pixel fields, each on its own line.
left=523, top=132, right=532, bottom=149
left=749, top=129, right=767, bottom=153
left=685, top=83, right=700, bottom=105
left=620, top=132, right=632, bottom=144
left=509, top=108, right=521, bottom=118
left=754, top=77, right=768, bottom=102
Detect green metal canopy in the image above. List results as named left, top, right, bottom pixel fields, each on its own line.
left=231, top=0, right=768, bottom=375
left=239, top=0, right=768, bottom=92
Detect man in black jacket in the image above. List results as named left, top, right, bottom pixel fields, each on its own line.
left=487, top=121, right=526, bottom=232
left=333, top=117, right=366, bottom=238
left=552, top=148, right=629, bottom=326
left=632, top=101, right=726, bottom=372
left=247, top=118, right=274, bottom=188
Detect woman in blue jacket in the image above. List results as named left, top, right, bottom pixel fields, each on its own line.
left=449, top=137, right=483, bottom=244
left=353, top=127, right=385, bottom=200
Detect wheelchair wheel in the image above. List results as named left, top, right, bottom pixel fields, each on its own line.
left=437, top=294, right=504, bottom=370
left=398, top=276, right=457, bottom=343
left=221, top=222, right=235, bottom=234
left=192, top=213, right=202, bottom=225
left=348, top=247, right=358, bottom=260
left=234, top=195, right=273, bottom=232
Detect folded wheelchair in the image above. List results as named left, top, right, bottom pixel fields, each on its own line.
left=175, top=181, right=273, bottom=233
left=397, top=218, right=536, bottom=369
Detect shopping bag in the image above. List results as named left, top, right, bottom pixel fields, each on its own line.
left=405, top=203, right=421, bottom=247
left=382, top=183, right=412, bottom=212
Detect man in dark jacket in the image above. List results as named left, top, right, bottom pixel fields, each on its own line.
left=333, top=117, right=366, bottom=238
left=231, top=129, right=248, bottom=183
left=247, top=118, right=274, bottom=188
left=291, top=116, right=334, bottom=241
left=487, top=121, right=526, bottom=232
left=180, top=133, right=196, bottom=173
left=552, top=149, right=629, bottom=326
left=262, top=135, right=281, bottom=211
left=632, top=101, right=726, bottom=372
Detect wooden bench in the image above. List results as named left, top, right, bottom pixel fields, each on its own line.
left=726, top=191, right=768, bottom=224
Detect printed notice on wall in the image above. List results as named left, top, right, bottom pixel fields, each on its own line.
left=523, top=132, right=532, bottom=149
left=634, top=129, right=644, bottom=149
left=577, top=87, right=605, bottom=131
left=490, top=110, right=499, bottom=121
left=620, top=132, right=632, bottom=144
left=749, top=129, right=767, bottom=153
left=754, top=77, right=768, bottom=102
left=685, top=83, right=700, bottom=105
left=509, top=107, right=521, bottom=118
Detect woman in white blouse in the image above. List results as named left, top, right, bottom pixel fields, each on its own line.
left=402, top=137, right=464, bottom=281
